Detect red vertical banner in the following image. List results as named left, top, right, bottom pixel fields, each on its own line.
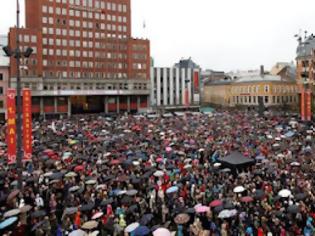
left=6, top=89, right=16, bottom=164
left=185, top=88, right=189, bottom=106
left=301, top=90, right=305, bottom=121
left=306, top=90, right=312, bottom=121
left=193, top=71, right=199, bottom=93
left=23, top=89, right=32, bottom=161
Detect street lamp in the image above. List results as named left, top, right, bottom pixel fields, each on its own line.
left=2, top=0, right=33, bottom=190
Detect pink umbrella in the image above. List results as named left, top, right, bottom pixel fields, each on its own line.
left=209, top=200, right=223, bottom=207
left=195, top=206, right=210, bottom=213
left=156, top=158, right=163, bottom=163
left=240, top=196, right=254, bottom=203
left=165, top=147, right=172, bottom=153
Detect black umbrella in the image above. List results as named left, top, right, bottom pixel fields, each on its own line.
left=223, top=202, right=234, bottom=209
left=253, top=189, right=265, bottom=200
left=127, top=204, right=138, bottom=214
left=214, top=205, right=224, bottom=213
left=185, top=208, right=195, bottom=214
left=287, top=205, right=300, bottom=214
left=31, top=220, right=45, bottom=231
left=49, top=172, right=63, bottom=180
left=80, top=202, right=95, bottom=212
left=31, top=210, right=46, bottom=218
left=100, top=198, right=114, bottom=206
left=121, top=196, right=133, bottom=205
left=140, top=213, right=154, bottom=225
left=295, top=193, right=307, bottom=201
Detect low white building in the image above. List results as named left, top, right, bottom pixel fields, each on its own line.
left=150, top=67, right=201, bottom=110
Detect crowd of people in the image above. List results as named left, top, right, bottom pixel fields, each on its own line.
left=0, top=111, right=315, bottom=235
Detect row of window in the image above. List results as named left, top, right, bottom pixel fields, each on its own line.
left=43, top=71, right=128, bottom=79
left=19, top=35, right=37, bottom=43
left=42, top=27, right=127, bottom=39
left=43, top=2, right=127, bottom=14
left=42, top=48, right=128, bottom=60
left=231, top=85, right=298, bottom=94
left=232, top=95, right=297, bottom=105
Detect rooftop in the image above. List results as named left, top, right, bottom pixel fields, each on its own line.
left=296, top=35, right=315, bottom=58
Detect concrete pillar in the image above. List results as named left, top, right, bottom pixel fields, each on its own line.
left=67, top=97, right=71, bottom=118
left=40, top=97, right=44, bottom=115
left=54, top=97, right=58, bottom=113
left=104, top=96, right=108, bottom=113
left=127, top=96, right=131, bottom=112
left=116, top=96, right=120, bottom=113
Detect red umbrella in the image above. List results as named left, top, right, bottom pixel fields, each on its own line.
left=74, top=165, right=84, bottom=172
left=240, top=196, right=254, bottom=203
left=110, top=159, right=121, bottom=165
left=209, top=200, right=223, bottom=207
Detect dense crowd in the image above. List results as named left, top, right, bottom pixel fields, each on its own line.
left=0, top=111, right=315, bottom=236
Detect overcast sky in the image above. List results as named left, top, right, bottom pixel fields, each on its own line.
left=1, top=0, right=315, bottom=71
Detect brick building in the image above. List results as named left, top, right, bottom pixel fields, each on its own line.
left=7, top=0, right=150, bottom=117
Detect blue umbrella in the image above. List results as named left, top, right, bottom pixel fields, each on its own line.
left=133, top=226, right=150, bottom=236
left=166, top=186, right=179, bottom=194
left=0, top=217, right=18, bottom=230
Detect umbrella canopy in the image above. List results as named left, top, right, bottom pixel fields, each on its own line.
left=125, top=222, right=140, bottom=233
left=31, top=210, right=46, bottom=218
left=195, top=205, right=210, bottom=213
left=240, top=196, right=254, bottom=203
left=7, top=190, right=20, bottom=202
left=287, top=205, right=300, bottom=214
left=153, top=170, right=164, bottom=177
left=166, top=186, right=179, bottom=194
left=174, top=213, right=190, bottom=224
left=233, top=186, right=245, bottom=193
left=64, top=207, right=78, bottom=215
left=69, top=229, right=87, bottom=236
left=3, top=209, right=20, bottom=218
left=133, top=226, right=150, bottom=236
left=278, top=189, right=292, bottom=198
left=153, top=228, right=171, bottom=236
left=140, top=213, right=154, bottom=225
left=295, top=193, right=307, bottom=201
left=19, top=205, right=32, bottom=213
left=126, top=190, right=138, bottom=196
left=209, top=200, right=223, bottom=207
left=80, top=202, right=95, bottom=212
left=81, top=220, right=98, bottom=230
left=253, top=189, right=265, bottom=200
left=69, top=186, right=81, bottom=192
left=0, top=217, right=18, bottom=230
left=65, top=172, right=77, bottom=178
left=91, top=212, right=103, bottom=220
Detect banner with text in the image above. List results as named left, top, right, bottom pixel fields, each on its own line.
left=6, top=89, right=16, bottom=164
left=23, top=89, right=32, bottom=161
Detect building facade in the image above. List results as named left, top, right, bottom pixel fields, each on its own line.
left=150, top=67, right=201, bottom=110
left=0, top=35, right=9, bottom=120
left=296, top=34, right=315, bottom=120
left=204, top=73, right=299, bottom=109
left=7, top=0, right=150, bottom=116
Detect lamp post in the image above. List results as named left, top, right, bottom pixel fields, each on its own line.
left=2, top=0, right=33, bottom=190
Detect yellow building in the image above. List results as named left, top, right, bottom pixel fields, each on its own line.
left=204, top=74, right=299, bottom=109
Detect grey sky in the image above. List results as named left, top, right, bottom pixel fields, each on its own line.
left=1, top=0, right=314, bottom=71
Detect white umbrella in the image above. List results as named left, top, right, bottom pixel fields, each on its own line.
left=81, top=221, right=98, bottom=230
left=69, top=229, right=87, bottom=236
left=213, top=163, right=221, bottom=168
left=154, top=171, right=164, bottom=177
left=65, top=172, right=77, bottom=178
left=88, top=231, right=99, bottom=236
left=3, top=209, right=20, bottom=218
left=218, top=209, right=231, bottom=219
left=153, top=227, right=171, bottom=236
left=278, top=189, right=292, bottom=198
left=125, top=222, right=140, bottom=233
left=233, top=186, right=245, bottom=193
left=290, top=162, right=300, bottom=167
left=85, top=180, right=97, bottom=185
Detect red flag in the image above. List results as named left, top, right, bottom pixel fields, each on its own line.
left=301, top=89, right=305, bottom=121
left=6, top=89, right=16, bottom=164
left=23, top=89, right=32, bottom=161
left=306, top=90, right=312, bottom=121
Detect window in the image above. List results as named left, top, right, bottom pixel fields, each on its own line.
left=42, top=5, right=47, bottom=13
left=264, top=96, right=269, bottom=104
left=31, top=35, right=37, bottom=43
left=49, top=7, right=54, bottom=14
left=264, top=85, right=269, bottom=93
left=0, top=101, right=3, bottom=109
left=42, top=17, right=47, bottom=24
left=0, top=73, right=3, bottom=81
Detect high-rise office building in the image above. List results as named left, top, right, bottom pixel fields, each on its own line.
left=8, top=0, right=150, bottom=116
